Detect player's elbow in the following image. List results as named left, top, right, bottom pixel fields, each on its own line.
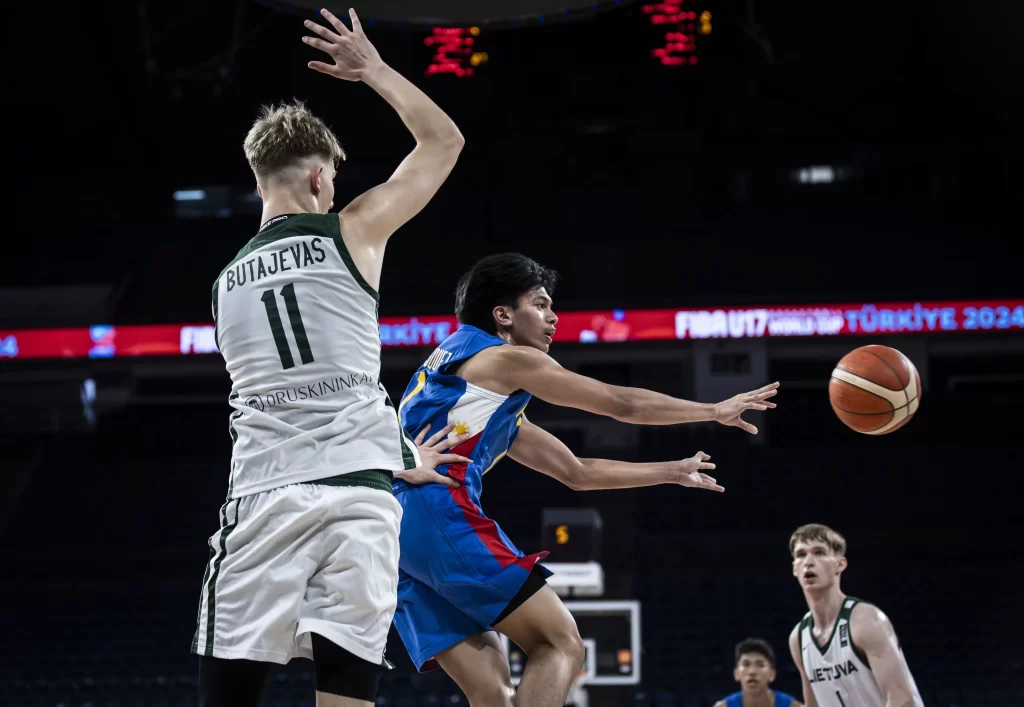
left=607, top=389, right=640, bottom=423
left=885, top=686, right=916, bottom=707
left=447, top=126, right=466, bottom=150
left=559, top=461, right=589, bottom=491
left=421, top=123, right=465, bottom=153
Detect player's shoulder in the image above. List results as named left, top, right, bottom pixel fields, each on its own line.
left=774, top=692, right=802, bottom=707
left=847, top=599, right=899, bottom=651
left=848, top=598, right=887, bottom=623
left=790, top=611, right=811, bottom=638
left=468, top=342, right=539, bottom=368
left=849, top=600, right=891, bottom=631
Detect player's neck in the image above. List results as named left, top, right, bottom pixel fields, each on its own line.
left=260, top=193, right=321, bottom=225
left=806, top=585, right=846, bottom=631
left=742, top=687, right=775, bottom=707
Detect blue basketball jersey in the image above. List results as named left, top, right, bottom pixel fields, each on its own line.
left=394, top=324, right=531, bottom=501
left=391, top=325, right=549, bottom=672
left=723, top=690, right=796, bottom=707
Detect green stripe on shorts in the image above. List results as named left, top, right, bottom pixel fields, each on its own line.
left=311, top=469, right=393, bottom=493
left=198, top=499, right=240, bottom=656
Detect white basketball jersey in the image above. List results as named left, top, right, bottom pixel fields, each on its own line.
left=213, top=213, right=419, bottom=498
left=798, top=598, right=924, bottom=707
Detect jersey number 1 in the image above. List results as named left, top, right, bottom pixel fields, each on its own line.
left=261, top=284, right=314, bottom=369
left=835, top=692, right=847, bottom=707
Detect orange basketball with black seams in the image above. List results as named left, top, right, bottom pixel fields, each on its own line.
left=829, top=345, right=921, bottom=434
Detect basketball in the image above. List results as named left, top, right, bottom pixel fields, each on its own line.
left=829, top=345, right=921, bottom=435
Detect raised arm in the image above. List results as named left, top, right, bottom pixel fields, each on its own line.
left=849, top=604, right=918, bottom=707
left=304, top=9, right=464, bottom=246
left=485, top=345, right=778, bottom=432
left=509, top=419, right=722, bottom=492
left=789, top=624, right=819, bottom=707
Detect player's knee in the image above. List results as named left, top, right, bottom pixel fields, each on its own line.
left=562, top=628, right=586, bottom=670
left=546, top=623, right=586, bottom=669
left=311, top=633, right=382, bottom=703
left=464, top=675, right=515, bottom=707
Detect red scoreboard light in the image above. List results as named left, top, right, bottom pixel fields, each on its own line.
left=643, top=0, right=709, bottom=66
left=425, top=26, right=487, bottom=77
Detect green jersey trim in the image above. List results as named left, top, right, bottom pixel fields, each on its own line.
left=329, top=215, right=380, bottom=304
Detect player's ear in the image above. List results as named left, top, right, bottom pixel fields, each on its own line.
left=733, top=666, right=741, bottom=683
left=256, top=183, right=264, bottom=200
left=310, top=166, right=323, bottom=196
left=836, top=555, right=848, bottom=574
left=768, top=666, right=776, bottom=683
left=493, top=305, right=513, bottom=328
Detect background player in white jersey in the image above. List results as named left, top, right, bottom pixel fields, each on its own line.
left=191, top=8, right=466, bottom=707
left=787, top=524, right=924, bottom=707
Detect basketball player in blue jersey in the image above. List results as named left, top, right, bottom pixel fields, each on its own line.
left=392, top=253, right=780, bottom=707
left=714, top=638, right=801, bottom=707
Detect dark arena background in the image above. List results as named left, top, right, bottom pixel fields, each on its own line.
left=3, top=0, right=1023, bottom=705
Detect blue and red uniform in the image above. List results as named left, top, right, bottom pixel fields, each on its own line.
left=393, top=324, right=551, bottom=671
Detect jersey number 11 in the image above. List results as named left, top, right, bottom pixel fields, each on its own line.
left=261, top=284, right=314, bottom=369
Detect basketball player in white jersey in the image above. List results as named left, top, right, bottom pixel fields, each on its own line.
left=191, top=9, right=467, bottom=707
left=787, top=524, right=924, bottom=707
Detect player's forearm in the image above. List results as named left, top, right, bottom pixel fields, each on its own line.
left=885, top=692, right=917, bottom=707
left=615, top=386, right=717, bottom=425
left=571, top=458, right=679, bottom=491
left=362, top=63, right=464, bottom=146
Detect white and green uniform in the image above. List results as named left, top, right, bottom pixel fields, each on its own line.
left=215, top=212, right=418, bottom=497
left=797, top=597, right=924, bottom=707
left=192, top=213, right=418, bottom=666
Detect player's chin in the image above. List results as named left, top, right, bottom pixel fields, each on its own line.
left=531, top=336, right=551, bottom=352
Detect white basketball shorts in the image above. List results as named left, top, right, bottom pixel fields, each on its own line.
left=191, top=482, right=402, bottom=665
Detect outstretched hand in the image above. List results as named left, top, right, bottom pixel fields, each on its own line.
left=303, top=8, right=383, bottom=81
left=713, top=381, right=779, bottom=435
left=675, top=451, right=724, bottom=492
left=393, top=423, right=472, bottom=489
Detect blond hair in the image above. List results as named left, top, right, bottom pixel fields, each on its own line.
left=789, top=523, right=847, bottom=557
left=243, top=100, right=345, bottom=177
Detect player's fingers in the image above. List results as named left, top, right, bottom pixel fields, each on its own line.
left=302, top=36, right=337, bottom=54
left=438, top=453, right=473, bottom=466
left=348, top=8, right=363, bottom=34
left=424, top=423, right=456, bottom=447
left=435, top=473, right=461, bottom=488
left=307, top=61, right=339, bottom=75
left=435, top=431, right=471, bottom=451
left=764, top=401, right=777, bottom=409
left=745, top=402, right=768, bottom=411
left=699, top=472, right=718, bottom=483
left=742, top=421, right=758, bottom=434
left=303, top=19, right=343, bottom=42
left=701, top=477, right=725, bottom=492
left=414, top=423, right=432, bottom=445
left=320, top=7, right=352, bottom=35
left=699, top=462, right=716, bottom=471
left=757, top=382, right=780, bottom=393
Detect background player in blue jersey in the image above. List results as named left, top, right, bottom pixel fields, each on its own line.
left=714, top=638, right=802, bottom=707
left=394, top=253, right=780, bottom=707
